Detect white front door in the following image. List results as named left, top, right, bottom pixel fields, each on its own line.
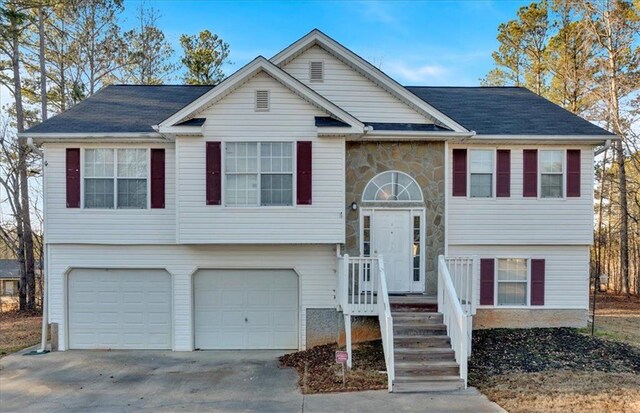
left=372, top=210, right=413, bottom=292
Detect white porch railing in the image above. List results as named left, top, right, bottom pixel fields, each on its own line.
left=443, top=256, right=477, bottom=316
left=438, top=255, right=476, bottom=388
left=338, top=254, right=394, bottom=391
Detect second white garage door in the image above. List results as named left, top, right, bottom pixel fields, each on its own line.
left=194, top=269, right=298, bottom=349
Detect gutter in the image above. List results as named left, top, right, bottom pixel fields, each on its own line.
left=26, top=138, right=48, bottom=353
left=594, top=139, right=612, bottom=156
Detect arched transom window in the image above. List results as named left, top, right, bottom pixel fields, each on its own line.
left=362, top=171, right=423, bottom=202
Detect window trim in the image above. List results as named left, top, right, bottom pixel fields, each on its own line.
left=362, top=170, right=424, bottom=203
left=222, top=141, right=297, bottom=208
left=80, top=147, right=150, bottom=210
left=494, top=257, right=530, bottom=307
left=466, top=147, right=497, bottom=199
left=538, top=149, right=566, bottom=199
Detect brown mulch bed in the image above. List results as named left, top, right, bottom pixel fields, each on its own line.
left=279, top=340, right=387, bottom=394
left=0, top=310, right=42, bottom=358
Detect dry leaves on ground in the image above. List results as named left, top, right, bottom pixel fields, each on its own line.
left=0, top=310, right=42, bottom=358
left=279, top=340, right=387, bottom=394
left=477, top=370, right=640, bottom=413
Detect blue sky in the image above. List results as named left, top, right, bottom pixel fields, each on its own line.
left=121, top=0, right=531, bottom=86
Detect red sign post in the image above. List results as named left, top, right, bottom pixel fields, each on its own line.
left=336, top=351, right=348, bottom=386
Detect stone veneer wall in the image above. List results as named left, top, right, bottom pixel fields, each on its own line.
left=345, top=141, right=445, bottom=295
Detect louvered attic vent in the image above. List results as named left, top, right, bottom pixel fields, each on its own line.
left=309, top=61, right=324, bottom=82
left=255, top=90, right=270, bottom=111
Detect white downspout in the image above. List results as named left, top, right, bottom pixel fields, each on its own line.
left=28, top=138, right=48, bottom=353
left=594, top=139, right=612, bottom=156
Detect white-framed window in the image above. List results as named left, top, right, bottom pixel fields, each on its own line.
left=497, top=258, right=528, bottom=306
left=224, top=142, right=294, bottom=206
left=362, top=171, right=423, bottom=202
left=84, top=148, right=148, bottom=209
left=540, top=150, right=563, bottom=198
left=469, top=149, right=494, bottom=198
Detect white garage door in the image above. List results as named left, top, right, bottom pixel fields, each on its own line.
left=194, top=269, right=298, bottom=349
left=68, top=269, right=172, bottom=349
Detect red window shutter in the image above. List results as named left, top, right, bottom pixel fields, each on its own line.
left=452, top=149, right=467, bottom=197
left=66, top=148, right=80, bottom=208
left=496, top=149, right=511, bottom=197
left=296, top=141, right=312, bottom=205
left=480, top=258, right=495, bottom=305
left=566, top=150, right=581, bottom=197
left=523, top=149, right=538, bottom=197
left=150, top=149, right=165, bottom=208
left=531, top=259, right=545, bottom=306
left=206, top=142, right=221, bottom=205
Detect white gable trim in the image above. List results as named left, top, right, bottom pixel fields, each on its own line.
left=271, top=30, right=469, bottom=133
left=158, top=56, right=364, bottom=133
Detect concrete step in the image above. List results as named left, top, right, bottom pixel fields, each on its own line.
left=394, top=335, right=451, bottom=349
left=390, top=303, right=437, bottom=313
left=394, top=347, right=456, bottom=361
left=395, top=360, right=460, bottom=376
left=394, top=324, right=447, bottom=336
left=392, top=313, right=444, bottom=324
left=392, top=377, right=465, bottom=393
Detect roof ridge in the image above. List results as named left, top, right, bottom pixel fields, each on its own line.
left=405, top=86, right=525, bottom=89
left=108, top=84, right=215, bottom=87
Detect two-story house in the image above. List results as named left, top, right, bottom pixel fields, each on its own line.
left=22, top=30, right=614, bottom=392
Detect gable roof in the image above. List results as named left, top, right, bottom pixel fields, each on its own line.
left=406, top=86, right=614, bottom=136
left=22, top=85, right=213, bottom=136
left=159, top=56, right=363, bottom=133
left=271, top=29, right=468, bottom=133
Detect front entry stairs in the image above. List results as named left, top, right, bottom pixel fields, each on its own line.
left=390, top=295, right=465, bottom=392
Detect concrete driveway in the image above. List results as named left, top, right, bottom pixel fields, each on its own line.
left=0, top=348, right=505, bottom=413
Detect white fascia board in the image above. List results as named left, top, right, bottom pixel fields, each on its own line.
left=364, top=130, right=475, bottom=138
left=23, top=132, right=166, bottom=143
left=316, top=127, right=364, bottom=137
left=270, top=30, right=469, bottom=133
left=159, top=56, right=363, bottom=132
left=467, top=134, right=618, bottom=144
left=156, top=125, right=203, bottom=135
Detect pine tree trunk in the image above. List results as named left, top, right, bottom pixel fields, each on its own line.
left=39, top=5, right=47, bottom=121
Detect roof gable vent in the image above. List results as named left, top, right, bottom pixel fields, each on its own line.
left=255, top=90, right=270, bottom=111
left=309, top=61, right=324, bottom=83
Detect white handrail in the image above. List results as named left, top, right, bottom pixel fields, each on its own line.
left=438, top=255, right=469, bottom=388
left=376, top=255, right=394, bottom=392
left=338, top=254, right=394, bottom=391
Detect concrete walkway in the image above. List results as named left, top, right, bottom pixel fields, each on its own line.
left=0, top=348, right=505, bottom=413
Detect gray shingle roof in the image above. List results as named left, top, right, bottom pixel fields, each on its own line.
left=0, top=259, right=40, bottom=279
left=24, top=84, right=613, bottom=137
left=406, top=86, right=614, bottom=136
left=25, top=85, right=214, bottom=134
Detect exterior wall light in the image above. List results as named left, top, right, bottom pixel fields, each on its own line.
left=351, top=202, right=358, bottom=211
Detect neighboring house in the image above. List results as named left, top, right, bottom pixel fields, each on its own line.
left=0, top=260, right=21, bottom=296
left=21, top=30, right=614, bottom=391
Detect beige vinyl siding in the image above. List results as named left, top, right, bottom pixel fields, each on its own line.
left=47, top=243, right=337, bottom=351
left=176, top=71, right=345, bottom=244
left=282, top=45, right=428, bottom=123
left=448, top=245, right=590, bottom=310
left=43, top=142, right=176, bottom=244
left=447, top=144, right=594, bottom=245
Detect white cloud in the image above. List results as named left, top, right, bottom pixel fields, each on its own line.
left=384, top=61, right=450, bottom=84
